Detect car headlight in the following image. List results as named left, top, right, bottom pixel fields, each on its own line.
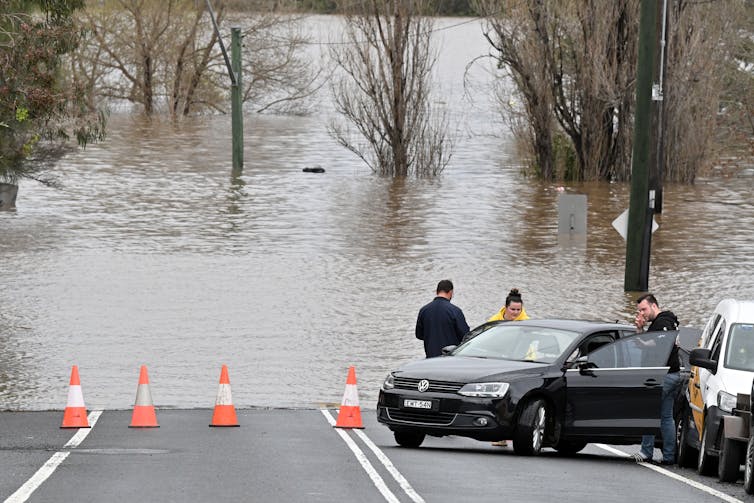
left=382, top=373, right=395, bottom=390
left=458, top=382, right=510, bottom=398
left=718, top=391, right=737, bottom=413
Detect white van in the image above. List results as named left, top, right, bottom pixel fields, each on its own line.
left=677, top=299, right=754, bottom=480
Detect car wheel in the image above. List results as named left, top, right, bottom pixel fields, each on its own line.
left=554, top=438, right=587, bottom=456
left=698, top=421, right=718, bottom=476
left=677, top=408, right=697, bottom=468
left=718, top=436, right=743, bottom=482
left=513, top=399, right=547, bottom=456
left=744, top=436, right=754, bottom=494
left=394, top=430, right=425, bottom=448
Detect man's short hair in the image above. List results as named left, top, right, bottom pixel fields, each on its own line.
left=437, top=279, right=454, bottom=294
left=637, top=293, right=658, bottom=306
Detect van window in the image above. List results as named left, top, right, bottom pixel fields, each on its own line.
left=711, top=320, right=726, bottom=361
left=701, top=314, right=722, bottom=348
left=724, top=324, right=754, bottom=371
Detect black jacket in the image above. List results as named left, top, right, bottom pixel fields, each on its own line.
left=415, top=297, right=469, bottom=358
left=648, top=310, right=680, bottom=372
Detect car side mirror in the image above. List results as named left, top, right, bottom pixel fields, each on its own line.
left=572, top=355, right=589, bottom=371
left=572, top=355, right=599, bottom=375
left=441, top=345, right=457, bottom=356
left=689, top=348, right=717, bottom=374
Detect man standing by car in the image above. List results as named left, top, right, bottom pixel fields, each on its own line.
left=634, top=293, right=681, bottom=465
left=416, top=280, right=469, bottom=358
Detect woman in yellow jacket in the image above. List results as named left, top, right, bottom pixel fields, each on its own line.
left=488, top=288, right=529, bottom=322
left=489, top=288, right=529, bottom=447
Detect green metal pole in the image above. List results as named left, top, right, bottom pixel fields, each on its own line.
left=231, top=27, right=243, bottom=174
left=625, top=0, right=657, bottom=292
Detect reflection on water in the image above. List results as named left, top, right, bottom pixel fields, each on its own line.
left=1, top=18, right=753, bottom=410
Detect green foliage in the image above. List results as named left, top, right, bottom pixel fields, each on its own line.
left=523, top=132, right=578, bottom=181
left=296, top=0, right=338, bottom=13
left=429, top=0, right=476, bottom=16
left=247, top=0, right=476, bottom=16
left=0, top=0, right=103, bottom=185
left=552, top=132, right=578, bottom=182
left=39, top=0, right=85, bottom=21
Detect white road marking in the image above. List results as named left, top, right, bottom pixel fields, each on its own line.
left=595, top=443, right=744, bottom=503
left=63, top=410, right=103, bottom=448
left=320, top=409, right=400, bottom=503
left=4, top=410, right=103, bottom=503
left=353, top=428, right=426, bottom=503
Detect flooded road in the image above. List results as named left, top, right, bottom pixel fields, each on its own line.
left=1, top=17, right=753, bottom=410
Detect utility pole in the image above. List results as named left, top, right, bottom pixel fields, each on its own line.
left=231, top=27, right=243, bottom=174
left=205, top=0, right=244, bottom=174
left=649, top=0, right=669, bottom=214
left=625, top=0, right=657, bottom=292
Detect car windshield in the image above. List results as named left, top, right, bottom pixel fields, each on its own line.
left=724, top=323, right=754, bottom=372
left=453, top=324, right=581, bottom=363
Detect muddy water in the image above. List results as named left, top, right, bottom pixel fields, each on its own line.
left=1, top=17, right=752, bottom=410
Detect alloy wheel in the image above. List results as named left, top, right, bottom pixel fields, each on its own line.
left=532, top=404, right=546, bottom=452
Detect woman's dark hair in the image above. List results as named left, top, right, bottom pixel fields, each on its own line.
left=505, top=288, right=523, bottom=306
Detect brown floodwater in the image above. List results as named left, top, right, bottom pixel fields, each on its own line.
left=1, top=17, right=752, bottom=410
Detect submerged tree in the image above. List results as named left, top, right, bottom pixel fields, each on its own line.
left=714, top=1, right=753, bottom=173
left=662, top=0, right=746, bottom=182
left=474, top=0, right=637, bottom=182
left=72, top=0, right=321, bottom=117
left=474, top=0, right=743, bottom=183
left=0, top=0, right=105, bottom=190
left=329, top=0, right=451, bottom=176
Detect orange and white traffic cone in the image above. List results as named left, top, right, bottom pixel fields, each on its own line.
left=61, top=365, right=90, bottom=429
left=209, top=364, right=239, bottom=427
left=129, top=365, right=159, bottom=428
left=334, top=366, right=364, bottom=429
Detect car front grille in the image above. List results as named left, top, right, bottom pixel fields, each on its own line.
left=386, top=409, right=457, bottom=426
left=393, top=377, right=464, bottom=393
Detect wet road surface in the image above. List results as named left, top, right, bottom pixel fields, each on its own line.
left=1, top=409, right=750, bottom=502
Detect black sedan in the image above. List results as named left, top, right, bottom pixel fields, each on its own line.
left=377, top=319, right=683, bottom=455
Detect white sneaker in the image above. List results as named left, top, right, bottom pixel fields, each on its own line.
left=632, top=453, right=651, bottom=463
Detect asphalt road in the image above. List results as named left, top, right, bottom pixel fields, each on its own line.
left=0, top=409, right=750, bottom=502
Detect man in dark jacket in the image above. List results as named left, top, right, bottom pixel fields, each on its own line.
left=634, top=293, right=681, bottom=465
left=416, top=280, right=470, bottom=358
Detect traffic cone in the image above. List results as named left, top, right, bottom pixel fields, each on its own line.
left=209, top=364, right=239, bottom=427
left=129, top=365, right=159, bottom=428
left=334, top=366, right=364, bottom=429
left=61, top=365, right=90, bottom=429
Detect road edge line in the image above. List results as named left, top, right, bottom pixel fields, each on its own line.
left=594, top=443, right=743, bottom=503
left=4, top=410, right=103, bottom=503
left=319, top=409, right=400, bottom=503
left=352, top=428, right=425, bottom=503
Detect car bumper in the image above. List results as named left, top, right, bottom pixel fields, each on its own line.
left=376, top=389, right=516, bottom=440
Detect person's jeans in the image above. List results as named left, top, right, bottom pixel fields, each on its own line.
left=640, top=372, right=682, bottom=462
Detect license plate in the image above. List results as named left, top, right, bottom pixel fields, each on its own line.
left=403, top=399, right=432, bottom=409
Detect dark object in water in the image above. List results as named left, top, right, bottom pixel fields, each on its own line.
left=302, top=166, right=325, bottom=173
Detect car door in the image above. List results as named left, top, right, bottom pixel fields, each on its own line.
left=564, top=330, right=678, bottom=437
left=691, top=317, right=726, bottom=434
